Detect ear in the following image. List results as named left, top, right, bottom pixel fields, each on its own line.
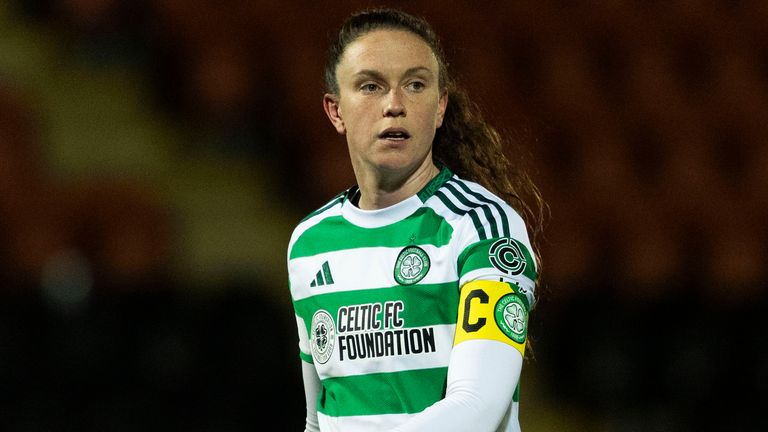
left=323, top=94, right=346, bottom=135
left=435, top=90, right=448, bottom=128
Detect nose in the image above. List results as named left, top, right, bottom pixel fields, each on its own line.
left=383, top=89, right=406, bottom=117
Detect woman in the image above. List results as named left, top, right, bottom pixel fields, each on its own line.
left=287, top=7, right=544, bottom=432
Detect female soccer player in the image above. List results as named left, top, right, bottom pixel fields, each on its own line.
left=287, top=7, right=544, bottom=431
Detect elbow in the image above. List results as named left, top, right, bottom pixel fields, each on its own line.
left=445, top=382, right=513, bottom=426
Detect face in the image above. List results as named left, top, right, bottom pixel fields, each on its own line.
left=324, top=29, right=448, bottom=178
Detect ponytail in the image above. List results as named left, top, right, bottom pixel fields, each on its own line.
left=435, top=82, right=546, bottom=277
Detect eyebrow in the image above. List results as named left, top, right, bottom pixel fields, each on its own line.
left=352, top=66, right=434, bottom=81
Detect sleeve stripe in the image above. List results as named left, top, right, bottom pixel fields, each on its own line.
left=434, top=189, right=488, bottom=240
left=444, top=182, right=499, bottom=239
left=449, top=178, right=511, bottom=238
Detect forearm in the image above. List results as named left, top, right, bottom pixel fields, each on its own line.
left=302, top=361, right=321, bottom=432
left=389, top=340, right=522, bottom=432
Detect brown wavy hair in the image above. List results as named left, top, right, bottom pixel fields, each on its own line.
left=324, top=8, right=547, bottom=301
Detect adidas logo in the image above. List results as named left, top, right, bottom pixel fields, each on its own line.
left=310, top=261, right=335, bottom=287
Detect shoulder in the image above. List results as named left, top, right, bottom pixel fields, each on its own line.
left=287, top=189, right=349, bottom=257
left=299, top=189, right=350, bottom=225
left=425, top=175, right=528, bottom=243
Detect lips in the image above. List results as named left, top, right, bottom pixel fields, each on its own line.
left=378, top=128, right=411, bottom=140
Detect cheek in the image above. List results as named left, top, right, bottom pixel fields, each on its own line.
left=344, top=106, right=376, bottom=134
left=423, top=107, right=443, bottom=129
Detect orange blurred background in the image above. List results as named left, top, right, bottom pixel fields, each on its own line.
left=1, top=1, right=766, bottom=430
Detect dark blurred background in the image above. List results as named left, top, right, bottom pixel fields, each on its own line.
left=1, top=0, right=766, bottom=431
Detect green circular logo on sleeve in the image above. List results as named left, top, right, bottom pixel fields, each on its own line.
left=494, top=294, right=528, bottom=344
left=394, top=246, right=430, bottom=285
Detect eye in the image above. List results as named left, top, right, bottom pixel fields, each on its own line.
left=360, top=83, right=381, bottom=94
left=406, top=81, right=426, bottom=92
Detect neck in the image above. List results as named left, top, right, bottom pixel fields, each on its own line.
left=355, top=160, right=439, bottom=210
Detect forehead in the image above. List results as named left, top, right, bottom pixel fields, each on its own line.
left=338, top=29, right=439, bottom=76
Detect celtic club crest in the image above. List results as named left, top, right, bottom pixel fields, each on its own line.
left=494, top=293, right=528, bottom=344
left=394, top=246, right=431, bottom=285
left=310, top=310, right=335, bottom=364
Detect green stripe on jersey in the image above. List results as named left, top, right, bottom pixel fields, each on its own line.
left=293, top=282, right=460, bottom=330
left=290, top=207, right=453, bottom=259
left=319, top=367, right=448, bottom=416
left=299, top=350, right=313, bottom=363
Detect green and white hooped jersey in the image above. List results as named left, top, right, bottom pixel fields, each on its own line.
left=288, top=166, right=538, bottom=431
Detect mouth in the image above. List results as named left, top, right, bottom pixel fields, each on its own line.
left=378, top=128, right=411, bottom=141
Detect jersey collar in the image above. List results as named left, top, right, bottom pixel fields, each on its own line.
left=341, top=166, right=453, bottom=228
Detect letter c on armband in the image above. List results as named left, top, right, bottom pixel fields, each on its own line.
left=462, top=289, right=488, bottom=332
left=453, top=280, right=528, bottom=357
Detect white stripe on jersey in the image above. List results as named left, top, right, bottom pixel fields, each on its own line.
left=315, top=323, right=455, bottom=379
left=289, top=245, right=458, bottom=301
left=319, top=411, right=416, bottom=432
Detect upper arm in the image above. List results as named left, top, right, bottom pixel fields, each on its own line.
left=454, top=279, right=530, bottom=358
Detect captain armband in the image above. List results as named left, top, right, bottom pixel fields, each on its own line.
left=453, top=279, right=530, bottom=357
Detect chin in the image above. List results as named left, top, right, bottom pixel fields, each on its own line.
left=373, top=155, right=417, bottom=173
